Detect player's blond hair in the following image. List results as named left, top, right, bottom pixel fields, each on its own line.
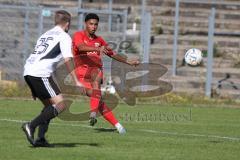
left=55, top=10, right=71, bottom=25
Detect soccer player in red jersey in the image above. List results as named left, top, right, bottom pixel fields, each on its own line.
left=72, top=13, right=139, bottom=134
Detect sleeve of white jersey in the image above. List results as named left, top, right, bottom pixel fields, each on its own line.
left=60, top=34, right=73, bottom=58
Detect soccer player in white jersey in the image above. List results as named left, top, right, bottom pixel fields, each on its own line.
left=22, top=10, right=84, bottom=147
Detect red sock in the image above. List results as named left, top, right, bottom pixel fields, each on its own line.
left=99, top=102, right=118, bottom=126
left=90, top=89, right=101, bottom=113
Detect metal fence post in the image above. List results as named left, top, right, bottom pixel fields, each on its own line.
left=205, top=8, right=216, bottom=97
left=23, top=2, right=30, bottom=64
left=108, top=0, right=112, bottom=32
left=172, top=0, right=180, bottom=76
left=140, top=0, right=146, bottom=61
left=122, top=9, right=128, bottom=41
left=38, top=6, right=43, bottom=37
left=78, top=13, right=84, bottom=30
left=143, top=12, right=151, bottom=63
left=78, top=0, right=83, bottom=30
left=141, top=12, right=151, bottom=92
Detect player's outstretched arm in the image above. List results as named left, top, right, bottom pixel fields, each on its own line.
left=102, top=44, right=139, bottom=66
left=111, top=54, right=140, bottom=66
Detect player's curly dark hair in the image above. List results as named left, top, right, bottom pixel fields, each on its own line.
left=85, top=13, right=99, bottom=22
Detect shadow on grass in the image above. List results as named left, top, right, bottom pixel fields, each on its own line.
left=94, top=128, right=117, bottom=133
left=52, top=142, right=100, bottom=148
left=208, top=140, right=223, bottom=144
left=30, top=142, right=100, bottom=148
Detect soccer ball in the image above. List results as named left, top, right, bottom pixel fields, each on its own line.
left=184, top=48, right=203, bottom=66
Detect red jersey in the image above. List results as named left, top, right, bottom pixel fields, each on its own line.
left=72, top=30, right=115, bottom=68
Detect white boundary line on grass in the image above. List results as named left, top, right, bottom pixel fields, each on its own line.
left=1, top=118, right=240, bottom=142
left=0, top=118, right=92, bottom=128
left=140, top=129, right=240, bottom=141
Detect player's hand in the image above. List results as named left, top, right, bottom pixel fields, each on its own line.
left=99, top=46, right=109, bottom=55
left=127, top=59, right=140, bottom=66
left=75, top=81, right=86, bottom=95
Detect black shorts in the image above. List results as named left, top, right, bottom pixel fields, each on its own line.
left=24, top=75, right=61, bottom=99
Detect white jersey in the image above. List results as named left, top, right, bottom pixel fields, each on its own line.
left=24, top=26, right=73, bottom=77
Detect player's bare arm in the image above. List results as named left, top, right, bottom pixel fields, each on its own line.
left=106, top=50, right=140, bottom=66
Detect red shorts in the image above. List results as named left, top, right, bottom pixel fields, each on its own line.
left=75, top=65, right=103, bottom=89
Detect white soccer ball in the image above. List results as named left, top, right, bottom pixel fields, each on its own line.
left=105, top=85, right=116, bottom=94
left=184, top=48, right=203, bottom=66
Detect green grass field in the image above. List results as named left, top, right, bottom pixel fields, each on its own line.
left=0, top=98, right=240, bottom=160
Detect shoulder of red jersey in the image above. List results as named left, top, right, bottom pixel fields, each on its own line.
left=96, top=36, right=107, bottom=46
left=73, top=30, right=85, bottom=37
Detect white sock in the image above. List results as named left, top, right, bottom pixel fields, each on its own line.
left=115, top=123, right=123, bottom=129
left=115, top=123, right=126, bottom=134
left=90, top=112, right=96, bottom=118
